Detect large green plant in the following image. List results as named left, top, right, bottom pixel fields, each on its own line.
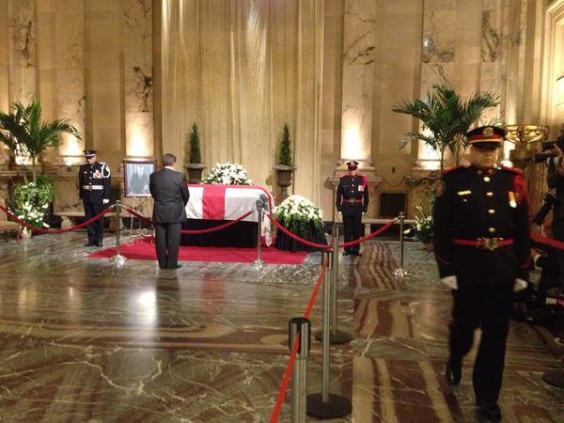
left=188, top=123, right=202, bottom=164
left=277, top=123, right=293, bottom=167
left=392, top=84, right=499, bottom=171
left=9, top=175, right=54, bottom=230
left=0, top=100, right=82, bottom=182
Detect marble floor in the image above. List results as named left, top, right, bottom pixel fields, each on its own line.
left=0, top=231, right=563, bottom=422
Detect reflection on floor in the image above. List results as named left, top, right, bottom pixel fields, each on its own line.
left=0, top=232, right=562, bottom=422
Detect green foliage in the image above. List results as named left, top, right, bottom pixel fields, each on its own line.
left=0, top=100, right=82, bottom=182
left=392, top=84, right=499, bottom=171
left=277, top=123, right=292, bottom=167
left=9, top=177, right=54, bottom=229
left=188, top=123, right=202, bottom=164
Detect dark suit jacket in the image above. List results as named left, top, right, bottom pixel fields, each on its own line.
left=149, top=168, right=190, bottom=224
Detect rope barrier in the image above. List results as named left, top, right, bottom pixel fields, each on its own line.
left=531, top=232, right=564, bottom=251
left=0, top=203, right=113, bottom=234
left=338, top=218, right=398, bottom=248
left=270, top=257, right=328, bottom=423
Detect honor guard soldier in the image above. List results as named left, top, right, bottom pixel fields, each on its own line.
left=78, top=150, right=111, bottom=247
left=433, top=126, right=530, bottom=422
left=336, top=160, right=369, bottom=256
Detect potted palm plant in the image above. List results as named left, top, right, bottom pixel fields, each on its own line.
left=392, top=84, right=500, bottom=171
left=0, top=100, right=82, bottom=235
left=273, top=123, right=295, bottom=201
left=186, top=122, right=206, bottom=183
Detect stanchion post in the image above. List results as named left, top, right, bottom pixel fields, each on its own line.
left=307, top=251, right=352, bottom=419
left=254, top=197, right=266, bottom=269
left=315, top=224, right=352, bottom=344
left=111, top=201, right=126, bottom=268
left=289, top=317, right=311, bottom=423
left=392, top=211, right=408, bottom=277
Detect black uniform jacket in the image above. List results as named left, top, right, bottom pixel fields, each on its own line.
left=149, top=168, right=190, bottom=224
left=78, top=161, right=111, bottom=203
left=433, top=165, right=530, bottom=286
left=336, top=174, right=369, bottom=216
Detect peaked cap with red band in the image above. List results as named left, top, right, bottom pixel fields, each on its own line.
left=466, top=126, right=506, bottom=145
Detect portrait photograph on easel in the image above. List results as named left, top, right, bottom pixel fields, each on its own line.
left=123, top=160, right=155, bottom=198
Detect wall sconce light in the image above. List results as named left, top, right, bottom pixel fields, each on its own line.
left=63, top=155, right=83, bottom=171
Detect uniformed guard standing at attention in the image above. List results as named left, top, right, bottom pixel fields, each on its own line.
left=78, top=150, right=112, bottom=247
left=433, top=126, right=530, bottom=422
left=336, top=160, right=369, bottom=256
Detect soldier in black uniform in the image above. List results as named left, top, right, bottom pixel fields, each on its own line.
left=336, top=160, right=369, bottom=256
left=433, top=126, right=530, bottom=422
left=78, top=150, right=111, bottom=247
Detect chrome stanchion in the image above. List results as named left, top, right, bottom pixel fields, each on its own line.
left=110, top=201, right=126, bottom=268
left=307, top=251, right=352, bottom=418
left=392, top=211, right=408, bottom=277
left=253, top=196, right=267, bottom=269
left=315, top=225, right=352, bottom=344
left=289, top=317, right=311, bottom=423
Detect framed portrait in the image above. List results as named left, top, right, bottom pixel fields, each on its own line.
left=123, top=160, right=156, bottom=198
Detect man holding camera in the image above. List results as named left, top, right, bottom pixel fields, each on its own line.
left=545, top=133, right=564, bottom=299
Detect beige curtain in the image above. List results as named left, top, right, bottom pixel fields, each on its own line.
left=160, top=0, right=324, bottom=202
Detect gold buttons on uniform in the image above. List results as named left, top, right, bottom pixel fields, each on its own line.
left=488, top=209, right=495, bottom=215
left=483, top=176, right=491, bottom=182
left=488, top=227, right=495, bottom=233
left=486, top=192, right=493, bottom=197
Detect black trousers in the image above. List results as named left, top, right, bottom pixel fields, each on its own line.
left=342, top=214, right=362, bottom=253
left=83, top=201, right=105, bottom=245
left=155, top=222, right=181, bottom=269
left=449, top=282, right=514, bottom=405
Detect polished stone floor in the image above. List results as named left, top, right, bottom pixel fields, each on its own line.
left=0, top=231, right=563, bottom=422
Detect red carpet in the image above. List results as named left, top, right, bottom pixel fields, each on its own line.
left=88, top=238, right=308, bottom=265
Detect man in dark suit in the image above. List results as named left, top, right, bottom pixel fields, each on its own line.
left=433, top=126, right=530, bottom=422
left=78, top=149, right=111, bottom=247
left=336, top=160, right=369, bottom=256
left=149, top=153, right=190, bottom=270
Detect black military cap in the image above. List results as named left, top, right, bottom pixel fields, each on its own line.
left=346, top=160, right=359, bottom=170
left=84, top=149, right=97, bottom=158
left=466, top=126, right=505, bottom=146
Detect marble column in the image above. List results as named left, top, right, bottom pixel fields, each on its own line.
left=339, top=0, right=376, bottom=174
left=123, top=0, right=154, bottom=160
left=55, top=0, right=86, bottom=168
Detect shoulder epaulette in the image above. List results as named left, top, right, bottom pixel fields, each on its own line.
left=500, top=165, right=523, bottom=175
left=442, top=165, right=464, bottom=175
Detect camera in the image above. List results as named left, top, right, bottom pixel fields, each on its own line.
left=534, top=140, right=564, bottom=166
left=532, top=193, right=559, bottom=225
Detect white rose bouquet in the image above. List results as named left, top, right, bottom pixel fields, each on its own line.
left=201, top=162, right=252, bottom=185
left=404, top=205, right=433, bottom=243
left=273, top=195, right=323, bottom=238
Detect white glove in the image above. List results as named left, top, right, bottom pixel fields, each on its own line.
left=513, top=278, right=528, bottom=292
left=441, top=275, right=458, bottom=290
left=102, top=199, right=110, bottom=205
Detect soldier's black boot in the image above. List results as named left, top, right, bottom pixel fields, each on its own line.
left=476, top=402, right=501, bottom=422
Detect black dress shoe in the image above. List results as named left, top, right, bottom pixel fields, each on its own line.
left=445, top=359, right=461, bottom=385
left=477, top=403, right=501, bottom=422
left=84, top=242, right=96, bottom=247
left=95, top=242, right=103, bottom=247
left=342, top=252, right=350, bottom=256
left=168, top=264, right=182, bottom=269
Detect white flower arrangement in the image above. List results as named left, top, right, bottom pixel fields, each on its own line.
left=201, top=162, right=252, bottom=185
left=273, top=195, right=323, bottom=237
left=10, top=181, right=52, bottom=229
left=404, top=205, right=433, bottom=243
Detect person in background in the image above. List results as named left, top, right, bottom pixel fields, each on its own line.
left=336, top=160, right=369, bottom=256
left=149, top=153, right=190, bottom=270
left=78, top=149, right=111, bottom=247
left=433, top=126, right=530, bottom=422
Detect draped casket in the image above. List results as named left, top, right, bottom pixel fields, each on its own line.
left=181, top=184, right=272, bottom=248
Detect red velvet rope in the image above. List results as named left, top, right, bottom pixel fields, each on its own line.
left=121, top=204, right=253, bottom=235
left=0, top=203, right=113, bottom=234
left=338, top=218, right=398, bottom=248
left=270, top=256, right=328, bottom=423
left=531, top=232, right=564, bottom=251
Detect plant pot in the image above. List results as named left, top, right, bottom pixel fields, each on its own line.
left=274, top=165, right=295, bottom=202
left=186, top=163, right=206, bottom=184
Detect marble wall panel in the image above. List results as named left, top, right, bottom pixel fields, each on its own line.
left=8, top=0, right=36, bottom=103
